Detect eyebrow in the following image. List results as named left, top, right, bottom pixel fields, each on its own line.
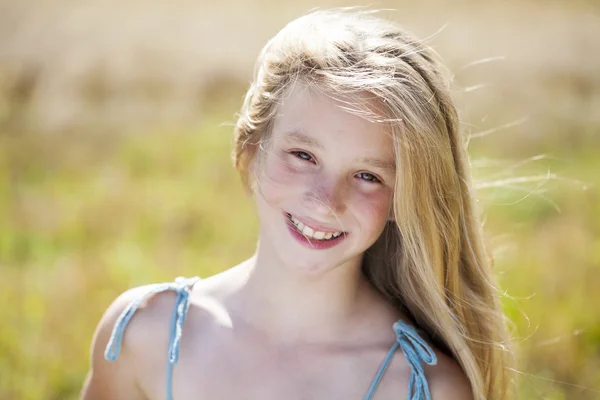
left=282, top=130, right=323, bottom=149
left=358, top=157, right=396, bottom=174
left=283, top=130, right=396, bottom=174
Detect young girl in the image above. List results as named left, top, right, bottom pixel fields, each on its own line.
left=82, top=9, right=513, bottom=400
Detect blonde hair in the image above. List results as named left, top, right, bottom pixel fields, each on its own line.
left=233, top=9, right=513, bottom=400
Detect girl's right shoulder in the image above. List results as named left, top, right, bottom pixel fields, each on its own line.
left=82, top=277, right=202, bottom=399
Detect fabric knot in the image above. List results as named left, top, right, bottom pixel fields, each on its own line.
left=175, top=276, right=200, bottom=288
left=393, top=320, right=437, bottom=400
left=167, top=277, right=200, bottom=364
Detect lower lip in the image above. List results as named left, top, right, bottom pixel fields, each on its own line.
left=285, top=216, right=347, bottom=250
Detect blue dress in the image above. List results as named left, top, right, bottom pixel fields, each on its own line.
left=104, top=276, right=437, bottom=400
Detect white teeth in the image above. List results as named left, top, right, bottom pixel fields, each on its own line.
left=302, top=226, right=314, bottom=236
left=287, top=214, right=343, bottom=241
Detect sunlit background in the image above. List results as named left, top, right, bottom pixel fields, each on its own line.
left=1, top=0, right=599, bottom=398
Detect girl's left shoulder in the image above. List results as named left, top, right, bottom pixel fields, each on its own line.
left=424, top=350, right=474, bottom=400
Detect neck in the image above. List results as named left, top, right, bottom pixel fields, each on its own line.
left=228, top=244, right=394, bottom=344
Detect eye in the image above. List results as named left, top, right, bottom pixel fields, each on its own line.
left=292, top=151, right=315, bottom=163
left=356, top=172, right=380, bottom=183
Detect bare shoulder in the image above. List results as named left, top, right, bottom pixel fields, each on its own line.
left=426, top=350, right=474, bottom=400
left=81, top=281, right=202, bottom=399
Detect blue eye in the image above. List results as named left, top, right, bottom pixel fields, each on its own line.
left=293, top=151, right=314, bottom=162
left=357, top=172, right=380, bottom=183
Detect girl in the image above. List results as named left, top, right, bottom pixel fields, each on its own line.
left=82, top=9, right=513, bottom=400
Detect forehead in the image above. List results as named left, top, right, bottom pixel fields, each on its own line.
left=271, top=83, right=394, bottom=158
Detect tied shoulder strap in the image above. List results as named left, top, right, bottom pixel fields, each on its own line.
left=363, top=320, right=438, bottom=400
left=104, top=276, right=201, bottom=400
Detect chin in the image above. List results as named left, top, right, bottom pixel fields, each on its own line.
left=274, top=238, right=360, bottom=279
left=257, top=207, right=367, bottom=278
left=282, top=255, right=336, bottom=277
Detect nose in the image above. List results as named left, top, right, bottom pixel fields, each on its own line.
left=301, top=175, right=347, bottom=217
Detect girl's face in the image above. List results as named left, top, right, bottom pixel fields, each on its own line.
left=254, top=84, right=395, bottom=275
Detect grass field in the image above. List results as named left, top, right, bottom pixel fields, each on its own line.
left=1, top=0, right=599, bottom=398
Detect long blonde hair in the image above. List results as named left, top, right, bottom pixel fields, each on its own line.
left=233, top=9, right=513, bottom=400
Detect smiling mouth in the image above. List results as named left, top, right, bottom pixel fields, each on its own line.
left=284, top=212, right=345, bottom=241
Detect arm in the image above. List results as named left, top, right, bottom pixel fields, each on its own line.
left=80, top=289, right=147, bottom=400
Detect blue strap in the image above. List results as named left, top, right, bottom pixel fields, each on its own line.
left=104, top=276, right=200, bottom=400
left=363, top=320, right=437, bottom=400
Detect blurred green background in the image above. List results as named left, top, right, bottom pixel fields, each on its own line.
left=1, top=0, right=599, bottom=399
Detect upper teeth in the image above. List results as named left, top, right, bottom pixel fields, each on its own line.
left=290, top=215, right=342, bottom=240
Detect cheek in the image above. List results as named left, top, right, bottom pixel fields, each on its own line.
left=257, top=152, right=304, bottom=203
left=352, top=189, right=392, bottom=230
left=265, top=152, right=297, bottom=184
